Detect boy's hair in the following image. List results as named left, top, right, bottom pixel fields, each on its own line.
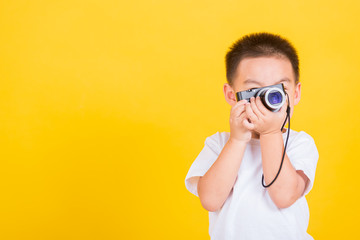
left=225, top=32, right=299, bottom=86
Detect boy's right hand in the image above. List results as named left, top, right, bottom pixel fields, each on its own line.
left=229, top=100, right=252, bottom=143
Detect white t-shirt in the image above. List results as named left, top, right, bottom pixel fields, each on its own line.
left=185, top=129, right=319, bottom=240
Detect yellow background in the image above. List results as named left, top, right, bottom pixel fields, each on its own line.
left=0, top=0, right=359, bottom=239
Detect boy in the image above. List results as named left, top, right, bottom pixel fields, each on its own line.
left=185, top=32, right=319, bottom=239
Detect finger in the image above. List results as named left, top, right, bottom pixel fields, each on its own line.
left=242, top=118, right=255, bottom=130
left=250, top=97, right=264, bottom=118
left=231, top=103, right=246, bottom=118
left=245, top=101, right=258, bottom=123
left=230, top=100, right=248, bottom=113
left=230, top=100, right=248, bottom=117
left=236, top=110, right=248, bottom=121
left=255, top=96, right=268, bottom=115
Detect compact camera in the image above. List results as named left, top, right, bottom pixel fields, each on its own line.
left=235, top=83, right=286, bottom=112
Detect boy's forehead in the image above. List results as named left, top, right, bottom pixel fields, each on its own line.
left=233, top=56, right=296, bottom=89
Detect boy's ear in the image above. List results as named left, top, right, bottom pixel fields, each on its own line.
left=223, top=83, right=237, bottom=106
left=293, top=82, right=301, bottom=106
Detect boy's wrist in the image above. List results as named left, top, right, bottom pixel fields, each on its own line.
left=259, top=130, right=282, bottom=138
left=228, top=137, right=249, bottom=146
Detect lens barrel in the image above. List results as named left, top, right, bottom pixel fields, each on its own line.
left=257, top=87, right=286, bottom=112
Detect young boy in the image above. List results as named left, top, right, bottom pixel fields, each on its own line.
left=185, top=32, right=319, bottom=240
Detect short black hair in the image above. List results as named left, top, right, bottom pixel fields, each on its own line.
left=225, top=32, right=299, bottom=86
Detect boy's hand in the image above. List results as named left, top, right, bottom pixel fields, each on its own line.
left=229, top=100, right=252, bottom=143
left=243, top=96, right=288, bottom=136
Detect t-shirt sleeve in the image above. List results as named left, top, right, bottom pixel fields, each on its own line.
left=184, top=132, right=223, bottom=197
left=287, top=131, right=319, bottom=197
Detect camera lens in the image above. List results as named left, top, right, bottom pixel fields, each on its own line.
left=257, top=87, right=286, bottom=112
left=268, top=92, right=283, bottom=105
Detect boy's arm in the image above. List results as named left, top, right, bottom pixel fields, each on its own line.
left=244, top=96, right=309, bottom=209
left=197, top=138, right=246, bottom=212
left=198, top=100, right=251, bottom=212
left=260, top=132, right=309, bottom=209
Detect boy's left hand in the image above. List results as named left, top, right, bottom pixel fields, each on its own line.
left=243, top=96, right=288, bottom=135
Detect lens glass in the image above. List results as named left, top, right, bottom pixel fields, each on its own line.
left=268, top=92, right=282, bottom=105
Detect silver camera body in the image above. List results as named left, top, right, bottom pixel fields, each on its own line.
left=235, top=83, right=286, bottom=112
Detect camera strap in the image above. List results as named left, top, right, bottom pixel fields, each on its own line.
left=261, top=94, right=291, bottom=188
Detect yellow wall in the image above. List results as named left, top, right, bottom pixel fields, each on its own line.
left=0, top=1, right=359, bottom=239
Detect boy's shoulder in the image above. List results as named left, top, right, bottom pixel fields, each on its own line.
left=204, top=131, right=230, bottom=151
left=290, top=129, right=316, bottom=144
left=206, top=131, right=230, bottom=143
left=206, top=131, right=230, bottom=141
